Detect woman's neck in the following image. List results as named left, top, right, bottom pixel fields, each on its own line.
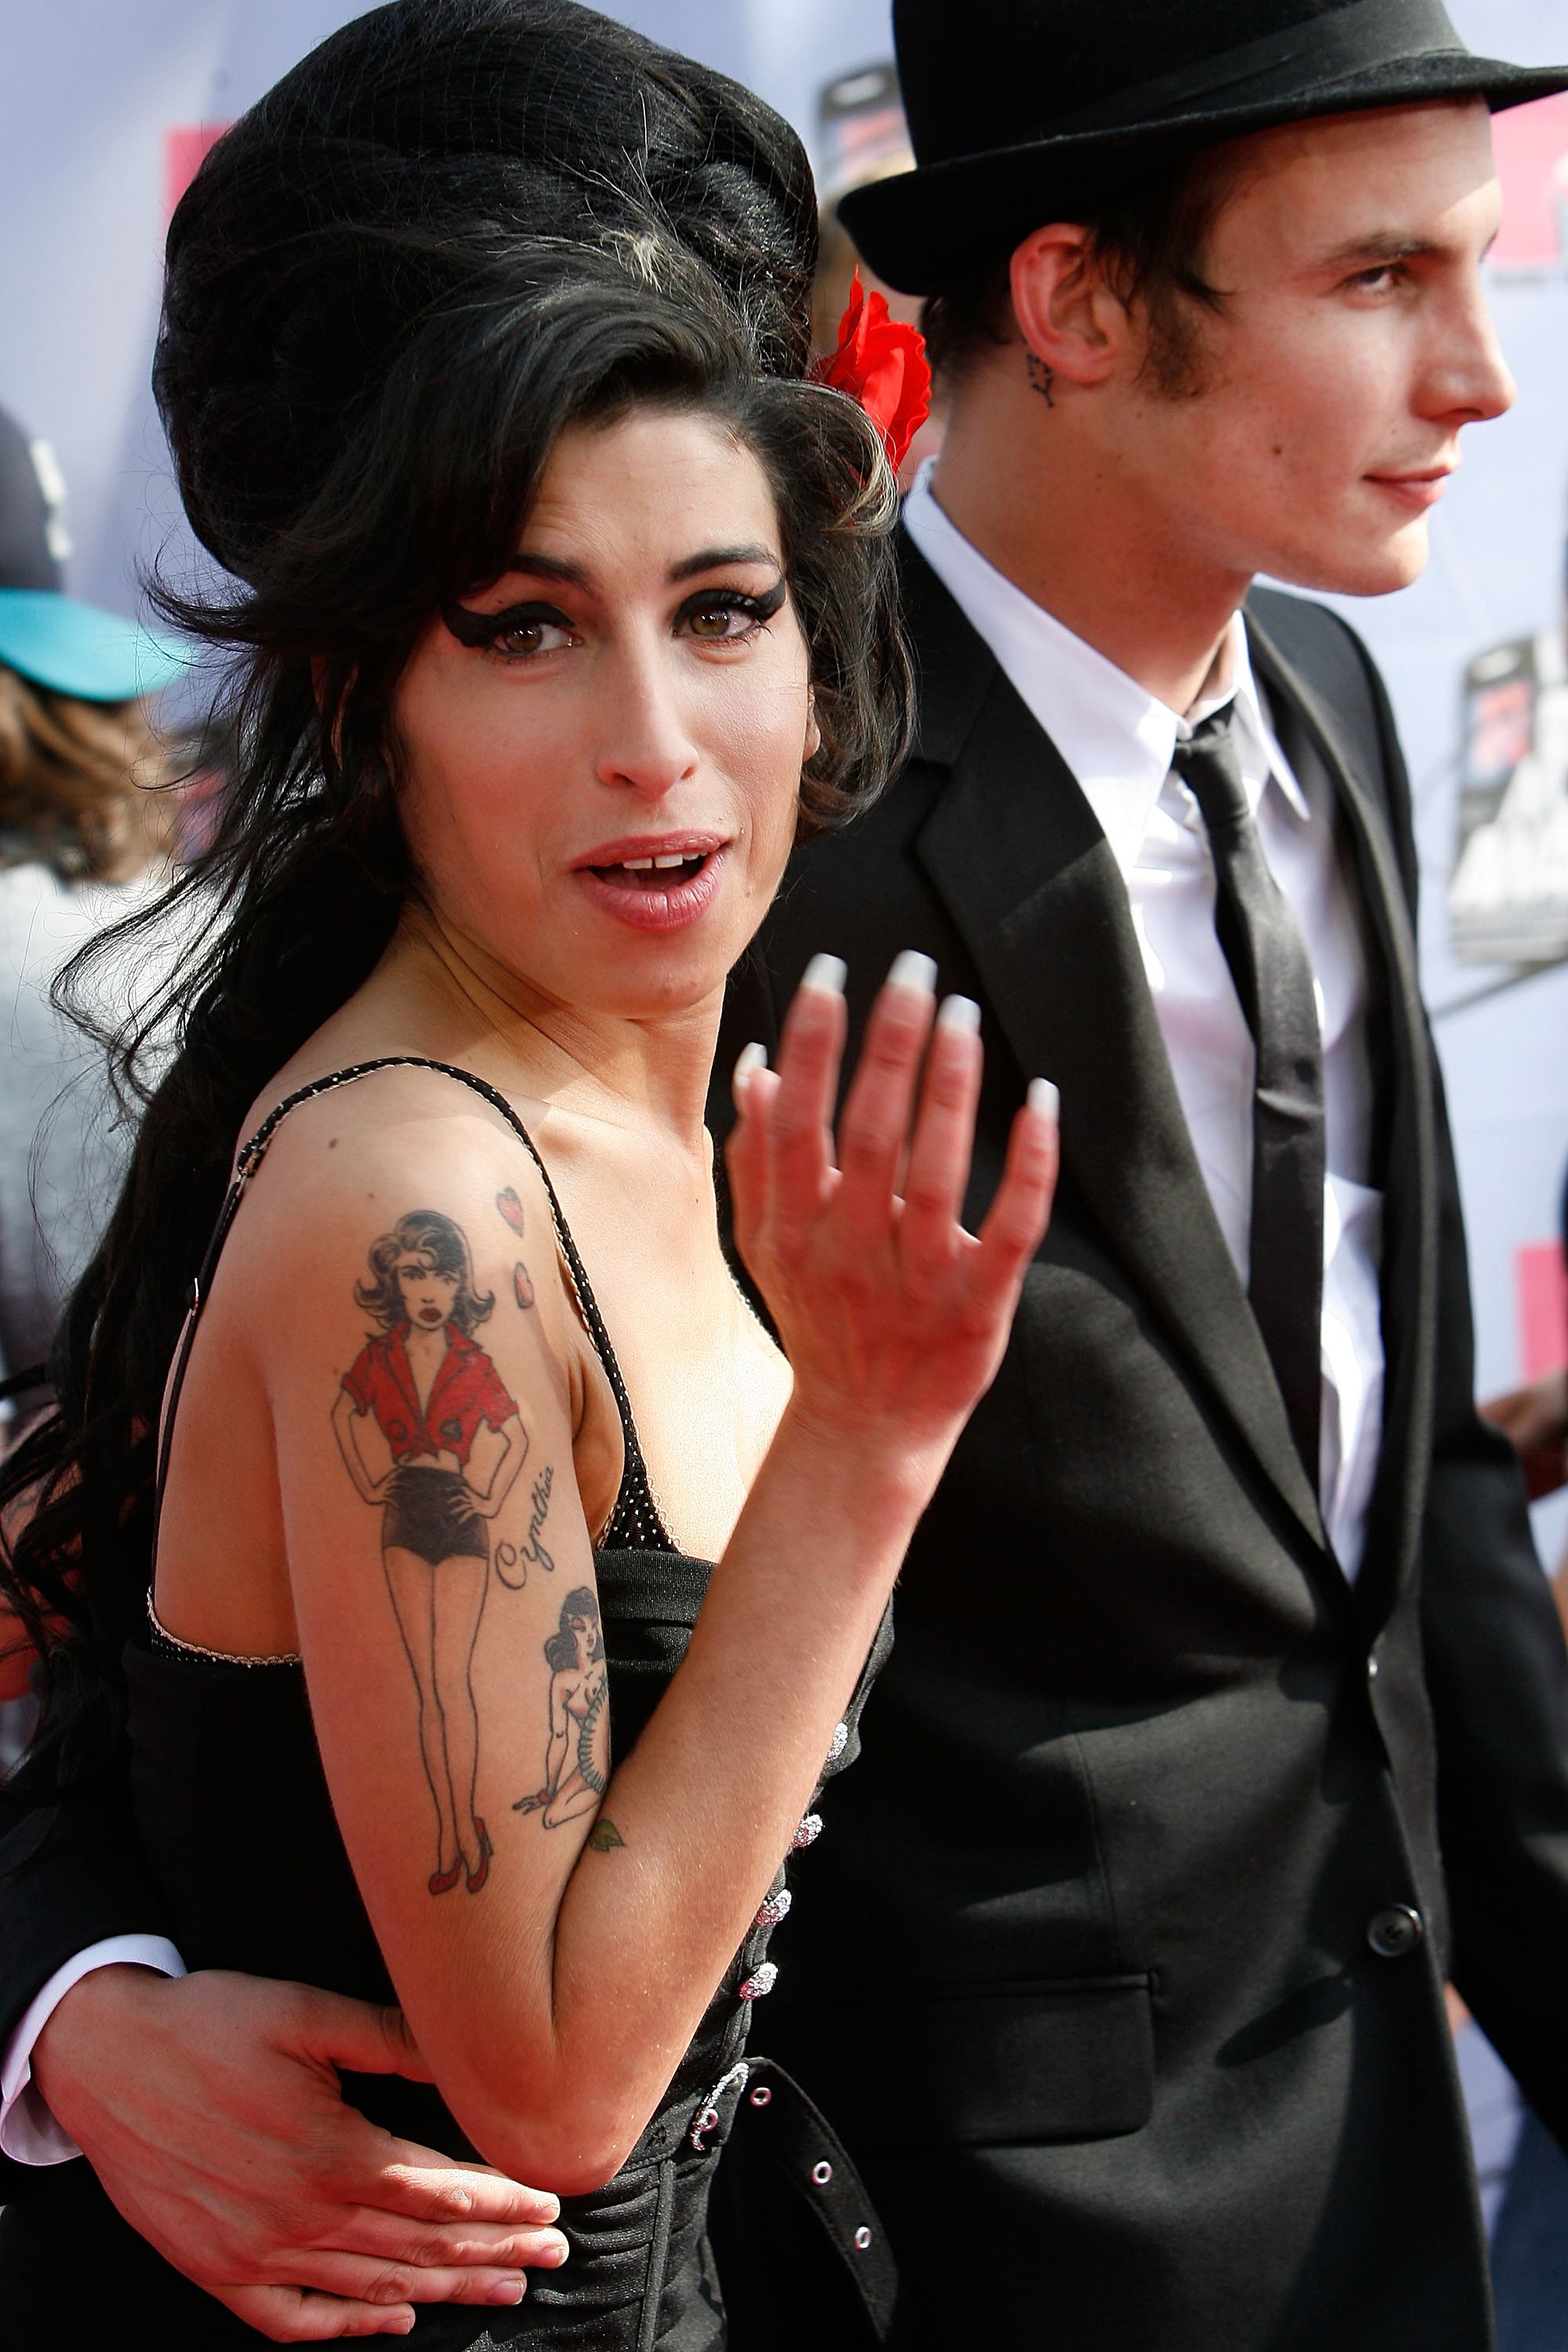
left=362, top=905, right=724, bottom=1152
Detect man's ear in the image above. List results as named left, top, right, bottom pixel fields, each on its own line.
left=1008, top=223, right=1128, bottom=392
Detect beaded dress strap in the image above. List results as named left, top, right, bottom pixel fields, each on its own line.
left=153, top=1055, right=673, bottom=1556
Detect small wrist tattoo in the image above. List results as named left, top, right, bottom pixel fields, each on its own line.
left=1025, top=352, right=1055, bottom=407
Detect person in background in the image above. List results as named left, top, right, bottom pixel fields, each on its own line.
left=0, top=405, right=186, bottom=1756
left=1482, top=1182, right=1568, bottom=1623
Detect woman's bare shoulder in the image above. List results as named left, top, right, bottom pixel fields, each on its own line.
left=210, top=1064, right=574, bottom=1366
left=234, top=1054, right=550, bottom=1171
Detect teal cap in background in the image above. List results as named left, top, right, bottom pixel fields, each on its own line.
left=0, top=587, right=191, bottom=705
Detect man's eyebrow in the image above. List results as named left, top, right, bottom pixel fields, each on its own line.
left=1319, top=233, right=1445, bottom=270
left=668, top=543, right=781, bottom=583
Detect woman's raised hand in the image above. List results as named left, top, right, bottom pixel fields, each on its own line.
left=726, top=952, right=1058, bottom=1486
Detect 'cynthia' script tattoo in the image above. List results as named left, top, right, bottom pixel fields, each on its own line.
left=514, top=1584, right=610, bottom=1830
left=495, top=1467, right=554, bottom=1591
left=523, top=1465, right=554, bottom=1573
left=330, top=1208, right=529, bottom=1900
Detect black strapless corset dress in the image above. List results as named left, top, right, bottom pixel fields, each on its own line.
left=0, top=1061, right=892, bottom=2349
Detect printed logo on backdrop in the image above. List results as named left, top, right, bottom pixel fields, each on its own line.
left=1450, top=96, right=1568, bottom=977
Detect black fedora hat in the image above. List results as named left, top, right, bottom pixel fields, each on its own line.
left=840, top=0, right=1568, bottom=292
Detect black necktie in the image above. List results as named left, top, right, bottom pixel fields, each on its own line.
left=1171, top=707, right=1325, bottom=1490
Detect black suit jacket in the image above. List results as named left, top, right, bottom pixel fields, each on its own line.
left=4, top=545, right=1566, bottom=2350
left=707, top=543, right=1568, bottom=2350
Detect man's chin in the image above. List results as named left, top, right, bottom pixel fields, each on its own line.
left=1260, top=518, right=1431, bottom=601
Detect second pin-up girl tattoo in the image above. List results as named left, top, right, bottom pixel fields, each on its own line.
left=513, top=1588, right=612, bottom=1830
left=332, top=1210, right=529, bottom=1896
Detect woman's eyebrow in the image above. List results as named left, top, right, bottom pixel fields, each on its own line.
left=669, top=543, right=780, bottom=583
left=489, top=543, right=780, bottom=591
left=502, top=552, right=590, bottom=586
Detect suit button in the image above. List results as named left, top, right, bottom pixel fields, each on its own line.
left=1367, top=1905, right=1423, bottom=1958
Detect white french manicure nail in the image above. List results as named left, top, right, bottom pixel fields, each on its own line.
left=731, top=1041, right=767, bottom=1110
left=887, top=949, right=938, bottom=994
left=801, top=953, right=848, bottom=996
left=936, top=993, right=981, bottom=1034
left=1028, top=1077, right=1060, bottom=1123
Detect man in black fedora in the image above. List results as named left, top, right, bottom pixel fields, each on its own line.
left=702, top=2, right=1568, bottom=2347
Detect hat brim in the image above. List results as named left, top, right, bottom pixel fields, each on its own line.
left=0, top=590, right=191, bottom=705
left=840, top=55, right=1568, bottom=292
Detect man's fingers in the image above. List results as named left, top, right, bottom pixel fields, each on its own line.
left=223, top=2283, right=415, bottom=2340
left=326, top=2205, right=571, bottom=2275
left=898, top=996, right=982, bottom=1270
left=260, top=2245, right=544, bottom=2308
left=291, top=1988, right=434, bottom=2086
left=358, top=2151, right=562, bottom=2228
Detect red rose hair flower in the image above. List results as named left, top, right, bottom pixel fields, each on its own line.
left=811, top=270, right=932, bottom=475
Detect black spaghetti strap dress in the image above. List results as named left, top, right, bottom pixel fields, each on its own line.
left=0, top=1060, right=893, bottom=2350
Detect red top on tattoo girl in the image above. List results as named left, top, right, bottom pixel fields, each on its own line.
left=343, top=1324, right=516, bottom=1467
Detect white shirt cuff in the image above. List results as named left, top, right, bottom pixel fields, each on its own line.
left=0, top=1934, right=187, bottom=2163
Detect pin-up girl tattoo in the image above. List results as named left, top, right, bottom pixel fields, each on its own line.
left=513, top=1587, right=612, bottom=1831
left=331, top=1210, right=528, bottom=1896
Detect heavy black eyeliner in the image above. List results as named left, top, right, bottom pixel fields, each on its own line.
left=675, top=581, right=787, bottom=632
left=441, top=597, right=574, bottom=648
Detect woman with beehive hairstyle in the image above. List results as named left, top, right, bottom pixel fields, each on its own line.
left=0, top=7, right=1053, bottom=2342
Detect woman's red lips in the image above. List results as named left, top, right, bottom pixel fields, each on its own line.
left=572, top=837, right=729, bottom=933
left=570, top=830, right=727, bottom=872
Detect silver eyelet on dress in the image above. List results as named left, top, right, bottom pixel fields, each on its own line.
left=749, top=2085, right=773, bottom=2108
left=689, top=2061, right=750, bottom=2151
left=855, top=2226, right=873, bottom=2251
left=811, top=2159, right=833, bottom=2186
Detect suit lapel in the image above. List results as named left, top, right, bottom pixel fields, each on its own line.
left=903, top=548, right=1328, bottom=1558
left=1247, top=613, right=1439, bottom=1630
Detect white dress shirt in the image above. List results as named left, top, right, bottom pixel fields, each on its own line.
left=0, top=468, right=1392, bottom=2168
left=0, top=1933, right=186, bottom=2161
left=904, top=462, right=1385, bottom=1579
